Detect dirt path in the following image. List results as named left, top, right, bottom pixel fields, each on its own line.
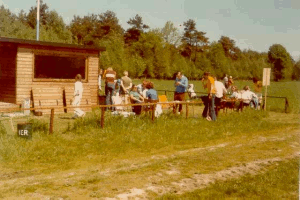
left=111, top=153, right=299, bottom=200
left=1, top=129, right=299, bottom=200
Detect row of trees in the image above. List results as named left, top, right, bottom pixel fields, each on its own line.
left=0, top=2, right=299, bottom=80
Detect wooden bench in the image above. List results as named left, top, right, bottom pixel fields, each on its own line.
left=31, top=87, right=64, bottom=114
left=64, top=85, right=92, bottom=113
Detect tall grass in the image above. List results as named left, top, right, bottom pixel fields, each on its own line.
left=0, top=109, right=296, bottom=171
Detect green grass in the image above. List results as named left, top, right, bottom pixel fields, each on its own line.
left=0, top=108, right=297, bottom=171
left=159, top=158, right=299, bottom=200
left=0, top=80, right=298, bottom=199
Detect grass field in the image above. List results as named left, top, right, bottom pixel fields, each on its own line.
left=0, top=80, right=299, bottom=199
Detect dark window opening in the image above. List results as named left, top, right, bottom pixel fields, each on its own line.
left=34, top=55, right=86, bottom=80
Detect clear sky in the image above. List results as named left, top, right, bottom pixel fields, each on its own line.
left=1, top=0, right=300, bottom=61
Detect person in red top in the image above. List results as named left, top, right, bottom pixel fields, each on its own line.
left=105, top=67, right=116, bottom=111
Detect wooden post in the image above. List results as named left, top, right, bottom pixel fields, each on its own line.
left=192, top=103, right=194, bottom=117
left=186, top=103, right=189, bottom=119
left=264, top=85, right=268, bottom=111
left=49, top=108, right=54, bottom=134
left=152, top=104, right=156, bottom=121
left=164, top=90, right=167, bottom=96
left=285, top=98, right=289, bottom=113
left=101, top=107, right=105, bottom=128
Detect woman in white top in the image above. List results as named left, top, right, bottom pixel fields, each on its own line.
left=73, top=74, right=85, bottom=118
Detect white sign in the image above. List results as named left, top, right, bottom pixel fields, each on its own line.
left=263, top=68, right=271, bottom=86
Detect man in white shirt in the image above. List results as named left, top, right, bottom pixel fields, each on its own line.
left=214, top=77, right=227, bottom=116
left=241, top=86, right=258, bottom=109
left=73, top=74, right=85, bottom=118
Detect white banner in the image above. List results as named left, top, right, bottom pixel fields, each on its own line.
left=263, top=68, right=271, bottom=86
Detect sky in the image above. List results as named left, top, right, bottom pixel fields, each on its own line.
left=1, top=0, right=300, bottom=61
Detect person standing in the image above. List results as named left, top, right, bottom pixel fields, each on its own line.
left=98, top=69, right=103, bottom=93
left=223, top=74, right=229, bottom=89
left=173, top=72, right=188, bottom=114
left=72, top=74, right=85, bottom=118
left=120, top=71, right=132, bottom=95
left=120, top=71, right=132, bottom=105
left=214, top=76, right=227, bottom=116
left=202, top=72, right=216, bottom=121
left=105, top=67, right=116, bottom=111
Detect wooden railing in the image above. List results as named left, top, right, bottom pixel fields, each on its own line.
left=0, top=101, right=203, bottom=134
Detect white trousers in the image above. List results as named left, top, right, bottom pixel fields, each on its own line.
left=73, top=96, right=85, bottom=117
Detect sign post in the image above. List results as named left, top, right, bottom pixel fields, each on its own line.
left=262, top=68, right=271, bottom=111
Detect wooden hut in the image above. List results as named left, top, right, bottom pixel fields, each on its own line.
left=0, top=37, right=105, bottom=114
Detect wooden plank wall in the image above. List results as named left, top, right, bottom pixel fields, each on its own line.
left=16, top=47, right=99, bottom=113
left=0, top=102, right=19, bottom=110
left=0, top=45, right=17, bottom=104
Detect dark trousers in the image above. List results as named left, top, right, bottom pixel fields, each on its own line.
left=202, top=94, right=216, bottom=121
left=132, top=105, right=142, bottom=115
left=173, top=92, right=185, bottom=113
left=215, top=97, right=222, bottom=117
left=105, top=83, right=115, bottom=111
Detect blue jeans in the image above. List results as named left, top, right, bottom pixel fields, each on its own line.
left=105, top=83, right=115, bottom=110
left=251, top=97, right=259, bottom=109
left=202, top=94, right=216, bottom=121
left=209, top=94, right=216, bottom=121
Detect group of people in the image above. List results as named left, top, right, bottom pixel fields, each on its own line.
left=72, top=69, right=262, bottom=120
left=98, top=68, right=160, bottom=115
left=173, top=71, right=262, bottom=122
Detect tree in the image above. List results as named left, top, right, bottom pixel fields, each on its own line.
left=292, top=60, right=300, bottom=80
left=181, top=19, right=209, bottom=62
left=124, top=14, right=149, bottom=45
left=207, top=42, right=229, bottom=78
left=182, top=19, right=196, bottom=46
left=95, top=10, right=124, bottom=39
left=192, top=30, right=209, bottom=63
left=26, top=0, right=49, bottom=28
left=0, top=5, right=35, bottom=39
left=218, top=36, right=241, bottom=60
left=160, top=21, right=181, bottom=46
left=268, top=44, right=293, bottom=81
left=69, top=14, right=98, bottom=45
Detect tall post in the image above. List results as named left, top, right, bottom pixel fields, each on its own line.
left=151, top=104, right=156, bottom=121
left=186, top=103, right=189, bottom=119
left=49, top=109, right=54, bottom=134
left=264, top=85, right=268, bottom=111
left=36, top=0, right=40, bottom=41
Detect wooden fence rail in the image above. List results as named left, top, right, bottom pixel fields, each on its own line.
left=0, top=101, right=204, bottom=134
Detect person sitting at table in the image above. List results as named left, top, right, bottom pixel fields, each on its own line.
left=241, top=86, right=259, bottom=109
left=229, top=86, right=241, bottom=99
left=145, top=82, right=158, bottom=100
left=137, top=80, right=149, bottom=98
left=130, top=85, right=144, bottom=115
left=145, top=82, right=162, bottom=117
